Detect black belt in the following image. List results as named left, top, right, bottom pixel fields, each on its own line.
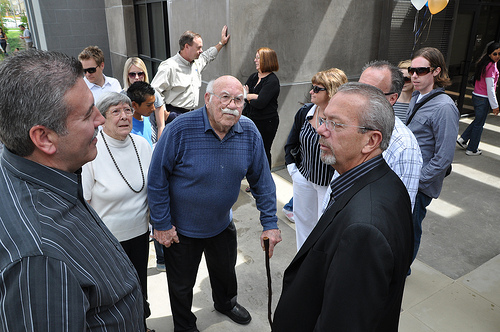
left=165, top=104, right=191, bottom=114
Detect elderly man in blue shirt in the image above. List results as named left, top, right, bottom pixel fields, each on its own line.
left=148, top=75, right=282, bottom=332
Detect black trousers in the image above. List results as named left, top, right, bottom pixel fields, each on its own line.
left=120, top=231, right=151, bottom=324
left=252, top=116, right=279, bottom=168
left=164, top=222, right=238, bottom=332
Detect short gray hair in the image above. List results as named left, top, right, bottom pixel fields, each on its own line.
left=0, top=49, right=82, bottom=157
left=96, top=92, right=132, bottom=117
left=337, top=82, right=394, bottom=151
left=206, top=79, right=246, bottom=102
left=362, top=60, right=404, bottom=96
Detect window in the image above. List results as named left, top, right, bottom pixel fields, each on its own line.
left=134, top=0, right=170, bottom=75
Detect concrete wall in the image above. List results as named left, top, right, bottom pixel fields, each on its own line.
left=104, top=0, right=137, bottom=87
left=35, top=0, right=116, bottom=78
left=167, top=0, right=387, bottom=168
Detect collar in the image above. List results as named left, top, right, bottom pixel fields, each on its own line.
left=175, top=52, right=192, bottom=66
left=329, top=154, right=384, bottom=203
left=1, top=148, right=81, bottom=205
left=305, top=104, right=317, bottom=120
left=84, top=74, right=111, bottom=89
left=202, top=106, right=243, bottom=138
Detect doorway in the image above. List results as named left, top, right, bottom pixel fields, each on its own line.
left=447, top=1, right=500, bottom=115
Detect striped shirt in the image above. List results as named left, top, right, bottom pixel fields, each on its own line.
left=297, top=105, right=336, bottom=186
left=393, top=101, right=410, bottom=124
left=327, top=155, right=384, bottom=210
left=0, top=149, right=144, bottom=331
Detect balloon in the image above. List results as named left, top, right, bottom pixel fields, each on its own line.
left=411, top=0, right=427, bottom=11
left=428, top=0, right=449, bottom=15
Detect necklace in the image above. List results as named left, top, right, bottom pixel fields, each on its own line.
left=100, top=131, right=145, bottom=193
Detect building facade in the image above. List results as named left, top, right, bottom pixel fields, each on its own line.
left=24, top=0, right=500, bottom=167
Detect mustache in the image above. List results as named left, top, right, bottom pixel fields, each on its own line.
left=92, top=128, right=99, bottom=140
left=221, top=108, right=240, bottom=116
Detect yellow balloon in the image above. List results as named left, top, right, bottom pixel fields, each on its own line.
left=428, top=0, right=449, bottom=15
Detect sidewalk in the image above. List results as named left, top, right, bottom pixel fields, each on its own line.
left=146, top=114, right=500, bottom=331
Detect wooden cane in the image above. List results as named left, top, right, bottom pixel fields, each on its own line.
left=264, top=237, right=273, bottom=328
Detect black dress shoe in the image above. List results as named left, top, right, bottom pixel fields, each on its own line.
left=215, top=303, right=252, bottom=325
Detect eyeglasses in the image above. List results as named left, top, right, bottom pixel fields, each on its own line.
left=83, top=66, right=99, bottom=74
left=403, top=76, right=412, bottom=83
left=311, top=85, right=327, bottom=94
left=492, top=52, right=499, bottom=56
left=128, top=71, right=145, bottom=79
left=407, top=67, right=433, bottom=76
left=318, top=117, right=376, bottom=132
left=210, top=93, right=245, bottom=107
left=108, top=107, right=133, bottom=117
left=384, top=91, right=397, bottom=96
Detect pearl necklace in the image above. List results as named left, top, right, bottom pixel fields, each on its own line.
left=100, top=131, right=145, bottom=193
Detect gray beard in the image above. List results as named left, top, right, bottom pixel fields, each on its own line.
left=320, top=150, right=336, bottom=165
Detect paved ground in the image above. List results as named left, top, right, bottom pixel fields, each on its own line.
left=146, top=114, right=500, bottom=331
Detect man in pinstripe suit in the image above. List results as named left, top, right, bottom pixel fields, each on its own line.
left=0, top=50, right=145, bottom=331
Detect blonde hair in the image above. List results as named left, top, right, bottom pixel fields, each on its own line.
left=312, top=68, right=348, bottom=99
left=398, top=59, right=412, bottom=70
left=122, top=57, right=150, bottom=89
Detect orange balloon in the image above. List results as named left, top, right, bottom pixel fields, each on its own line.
left=428, top=0, right=449, bottom=15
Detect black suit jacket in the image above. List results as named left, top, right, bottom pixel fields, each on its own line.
left=273, top=160, right=413, bottom=332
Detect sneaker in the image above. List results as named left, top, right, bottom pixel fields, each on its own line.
left=456, top=137, right=468, bottom=149
left=282, top=207, right=295, bottom=223
left=465, top=149, right=482, bottom=156
left=156, top=263, right=166, bottom=272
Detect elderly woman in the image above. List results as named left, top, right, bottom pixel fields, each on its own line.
left=82, top=92, right=153, bottom=332
left=123, top=57, right=166, bottom=144
left=284, top=68, right=348, bottom=250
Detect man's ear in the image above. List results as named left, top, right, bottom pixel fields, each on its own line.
left=29, top=125, right=57, bottom=155
left=204, top=92, right=211, bottom=106
left=362, top=130, right=383, bottom=154
left=433, top=66, right=441, bottom=77
left=100, top=62, right=105, bottom=70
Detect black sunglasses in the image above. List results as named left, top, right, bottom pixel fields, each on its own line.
left=311, top=85, right=327, bottom=93
left=492, top=52, right=499, bottom=56
left=403, top=76, right=412, bottom=83
left=407, top=67, right=433, bottom=76
left=83, top=65, right=99, bottom=74
left=128, top=71, right=145, bottom=78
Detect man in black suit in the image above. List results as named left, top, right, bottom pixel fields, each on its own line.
left=273, top=82, right=413, bottom=332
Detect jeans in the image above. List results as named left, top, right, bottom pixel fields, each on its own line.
left=412, top=191, right=433, bottom=262
left=460, top=94, right=490, bottom=153
left=283, top=197, right=293, bottom=211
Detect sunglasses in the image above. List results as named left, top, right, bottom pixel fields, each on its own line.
left=407, top=67, right=433, bottom=76
left=128, top=71, right=145, bottom=79
left=311, top=85, right=327, bottom=93
left=403, top=76, right=412, bottom=83
left=492, top=52, right=499, bottom=56
left=83, top=66, right=99, bottom=74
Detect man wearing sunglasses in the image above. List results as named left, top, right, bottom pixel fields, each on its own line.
left=273, top=83, right=413, bottom=331
left=151, top=26, right=230, bottom=122
left=79, top=45, right=122, bottom=102
left=406, top=47, right=459, bottom=264
left=148, top=75, right=282, bottom=332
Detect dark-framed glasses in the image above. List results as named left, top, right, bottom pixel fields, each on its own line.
left=407, top=67, right=433, bottom=76
left=403, top=76, right=412, bottom=83
left=492, top=52, right=499, bottom=56
left=128, top=71, right=145, bottom=79
left=311, top=85, right=327, bottom=93
left=83, top=66, right=99, bottom=74
left=210, top=93, right=245, bottom=107
left=318, top=116, right=376, bottom=132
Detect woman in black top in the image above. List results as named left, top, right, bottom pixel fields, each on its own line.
left=243, top=47, right=280, bottom=168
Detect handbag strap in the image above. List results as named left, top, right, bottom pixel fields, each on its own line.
left=406, top=91, right=446, bottom=125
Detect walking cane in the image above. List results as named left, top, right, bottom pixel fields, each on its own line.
left=263, top=237, right=273, bottom=328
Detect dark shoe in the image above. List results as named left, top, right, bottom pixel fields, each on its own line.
left=215, top=303, right=252, bottom=325
left=245, top=186, right=251, bottom=192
